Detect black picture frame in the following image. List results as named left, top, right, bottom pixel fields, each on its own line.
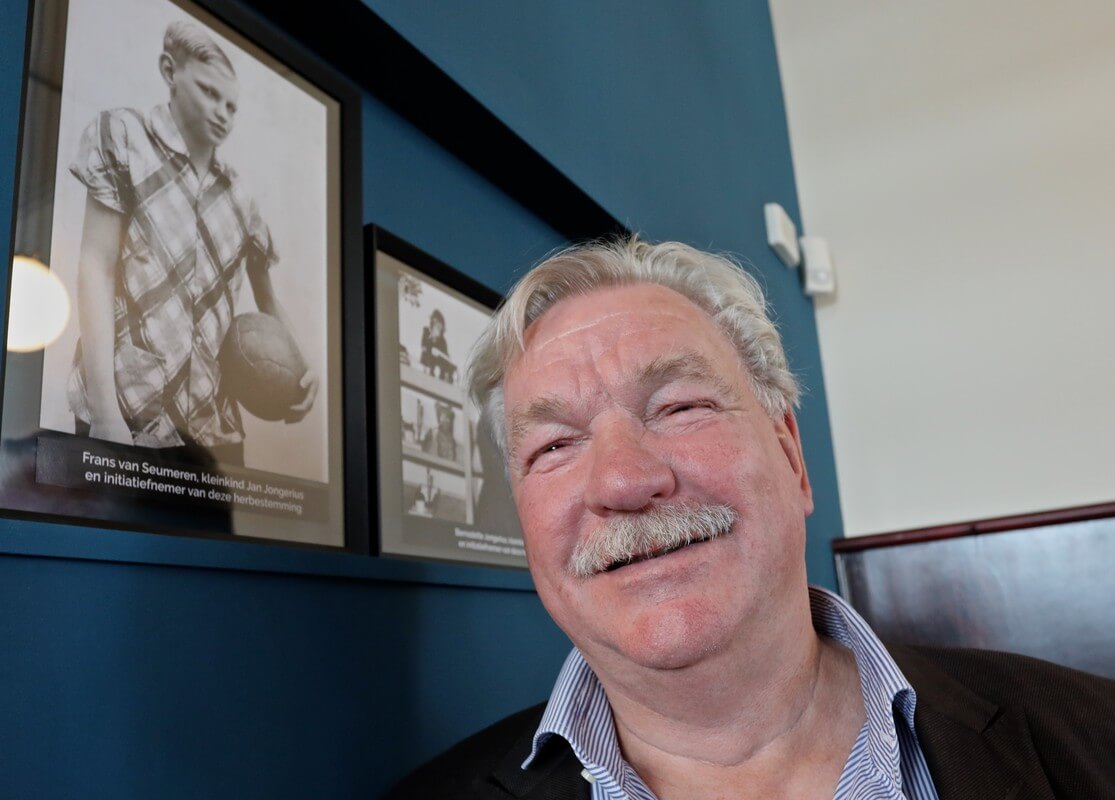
left=0, top=0, right=366, bottom=552
left=368, top=225, right=526, bottom=569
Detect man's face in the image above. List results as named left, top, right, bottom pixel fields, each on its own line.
left=167, top=57, right=239, bottom=148
left=503, top=284, right=813, bottom=674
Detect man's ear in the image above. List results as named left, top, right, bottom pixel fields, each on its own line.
left=776, top=410, right=813, bottom=515
left=158, top=53, right=177, bottom=89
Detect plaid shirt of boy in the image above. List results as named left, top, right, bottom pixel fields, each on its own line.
left=68, top=104, right=277, bottom=447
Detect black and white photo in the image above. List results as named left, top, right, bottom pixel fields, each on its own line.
left=372, top=228, right=526, bottom=568
left=0, top=0, right=359, bottom=548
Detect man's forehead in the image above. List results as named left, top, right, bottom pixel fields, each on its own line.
left=504, top=343, right=746, bottom=463
left=512, top=347, right=734, bottom=414
left=506, top=293, right=746, bottom=442
left=519, top=283, right=713, bottom=353
left=522, top=307, right=693, bottom=355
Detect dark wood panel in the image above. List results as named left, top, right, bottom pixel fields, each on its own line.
left=833, top=500, right=1115, bottom=552
left=836, top=517, right=1115, bottom=678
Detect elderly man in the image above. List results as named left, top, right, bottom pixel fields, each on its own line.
left=389, top=238, right=1114, bottom=800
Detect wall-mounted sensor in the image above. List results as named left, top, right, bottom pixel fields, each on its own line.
left=764, top=203, right=800, bottom=268
left=800, top=235, right=836, bottom=296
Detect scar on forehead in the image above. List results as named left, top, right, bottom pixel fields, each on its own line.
left=526, top=308, right=696, bottom=351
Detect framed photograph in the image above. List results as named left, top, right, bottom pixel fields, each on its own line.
left=0, top=0, right=365, bottom=549
left=369, top=226, right=526, bottom=569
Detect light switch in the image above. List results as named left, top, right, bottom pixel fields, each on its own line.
left=764, top=203, right=800, bottom=268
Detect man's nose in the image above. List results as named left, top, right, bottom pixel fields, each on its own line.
left=583, top=420, right=676, bottom=515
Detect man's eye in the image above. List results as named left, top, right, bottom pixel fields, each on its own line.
left=525, top=440, right=569, bottom=471
left=539, top=441, right=567, bottom=456
left=666, top=401, right=712, bottom=415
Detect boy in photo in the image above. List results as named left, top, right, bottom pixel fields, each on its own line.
left=67, top=19, right=316, bottom=465
left=419, top=309, right=457, bottom=383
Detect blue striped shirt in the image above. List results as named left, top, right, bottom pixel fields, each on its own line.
left=523, top=586, right=940, bottom=799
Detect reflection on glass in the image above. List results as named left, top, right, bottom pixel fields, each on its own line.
left=6, top=255, right=70, bottom=353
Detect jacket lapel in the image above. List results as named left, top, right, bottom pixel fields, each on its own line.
left=889, top=645, right=1054, bottom=800
left=489, top=723, right=590, bottom=800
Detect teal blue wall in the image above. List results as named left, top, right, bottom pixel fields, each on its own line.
left=367, top=0, right=844, bottom=585
left=0, top=1, right=842, bottom=797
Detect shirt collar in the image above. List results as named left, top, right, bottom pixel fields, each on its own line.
left=147, top=104, right=231, bottom=179
left=525, top=585, right=920, bottom=792
left=808, top=585, right=918, bottom=787
left=523, top=650, right=632, bottom=794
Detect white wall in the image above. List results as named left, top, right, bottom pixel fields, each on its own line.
left=770, top=1, right=1115, bottom=536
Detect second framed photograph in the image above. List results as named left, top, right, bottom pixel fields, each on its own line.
left=369, top=226, right=526, bottom=569
left=0, top=0, right=364, bottom=550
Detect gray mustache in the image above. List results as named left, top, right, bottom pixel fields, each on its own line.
left=569, top=503, right=737, bottom=577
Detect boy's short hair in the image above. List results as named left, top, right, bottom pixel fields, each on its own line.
left=163, top=20, right=235, bottom=75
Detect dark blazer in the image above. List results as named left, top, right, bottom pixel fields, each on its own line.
left=386, top=646, right=1115, bottom=800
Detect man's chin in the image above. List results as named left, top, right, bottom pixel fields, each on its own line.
left=595, top=601, right=731, bottom=673
left=614, top=640, right=726, bottom=674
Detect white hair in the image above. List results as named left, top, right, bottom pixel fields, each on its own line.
left=468, top=236, right=800, bottom=458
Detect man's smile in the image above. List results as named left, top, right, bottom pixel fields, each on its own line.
left=602, top=532, right=720, bottom=573
left=567, top=502, right=737, bottom=578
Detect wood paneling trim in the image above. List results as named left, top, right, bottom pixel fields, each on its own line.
left=831, top=501, right=1115, bottom=552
